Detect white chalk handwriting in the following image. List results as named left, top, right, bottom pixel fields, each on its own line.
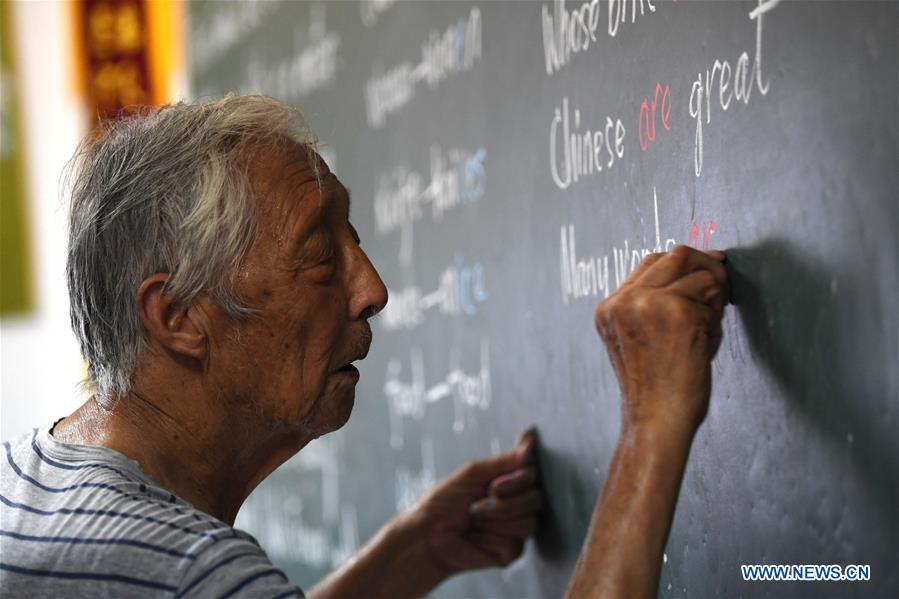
left=365, top=8, right=482, bottom=127
left=384, top=337, right=492, bottom=448
left=395, top=437, right=437, bottom=511
left=360, top=0, right=398, bottom=28
left=689, top=0, right=780, bottom=176
left=374, top=145, right=486, bottom=265
left=380, top=252, right=488, bottom=331
left=243, top=4, right=339, bottom=100
left=550, top=97, right=625, bottom=190
left=560, top=188, right=676, bottom=303
left=189, top=0, right=283, bottom=72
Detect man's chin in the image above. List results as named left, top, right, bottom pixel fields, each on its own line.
left=310, top=386, right=356, bottom=437
left=331, top=390, right=355, bottom=429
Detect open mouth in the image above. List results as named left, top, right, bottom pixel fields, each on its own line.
left=336, top=363, right=360, bottom=378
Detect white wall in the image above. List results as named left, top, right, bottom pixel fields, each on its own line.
left=1, top=2, right=88, bottom=441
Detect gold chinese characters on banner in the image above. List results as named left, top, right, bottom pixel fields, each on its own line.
left=79, top=0, right=153, bottom=120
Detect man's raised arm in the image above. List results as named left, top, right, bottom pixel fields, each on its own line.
left=566, top=246, right=730, bottom=599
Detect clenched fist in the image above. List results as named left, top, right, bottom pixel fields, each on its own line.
left=594, top=245, right=729, bottom=436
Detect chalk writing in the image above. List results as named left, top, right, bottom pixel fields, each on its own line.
left=373, top=166, right=423, bottom=237
left=561, top=224, right=610, bottom=302
left=243, top=4, right=339, bottom=100
left=541, top=0, right=602, bottom=75
left=689, top=0, right=780, bottom=176
left=189, top=0, right=283, bottom=72
left=395, top=437, right=437, bottom=511
left=239, top=491, right=358, bottom=569
left=280, top=437, right=341, bottom=522
left=688, top=221, right=717, bottom=249
left=365, top=8, right=482, bottom=127
left=360, top=0, right=397, bottom=28
left=608, top=0, right=659, bottom=37
left=429, top=145, right=487, bottom=221
left=638, top=82, right=672, bottom=151
left=380, top=253, right=488, bottom=331
left=541, top=0, right=674, bottom=74
left=374, top=146, right=486, bottom=264
left=234, top=437, right=358, bottom=569
left=550, top=97, right=625, bottom=190
left=561, top=188, right=677, bottom=302
left=384, top=337, right=491, bottom=448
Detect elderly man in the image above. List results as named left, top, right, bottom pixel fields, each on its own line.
left=1, top=96, right=728, bottom=598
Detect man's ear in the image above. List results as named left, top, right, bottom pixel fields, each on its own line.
left=136, top=274, right=207, bottom=360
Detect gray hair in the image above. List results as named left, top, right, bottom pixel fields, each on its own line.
left=66, top=94, right=318, bottom=400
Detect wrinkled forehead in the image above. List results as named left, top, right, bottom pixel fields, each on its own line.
left=244, top=139, right=345, bottom=237
left=247, top=139, right=325, bottom=198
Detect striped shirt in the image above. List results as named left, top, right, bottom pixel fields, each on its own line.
left=0, top=425, right=305, bottom=598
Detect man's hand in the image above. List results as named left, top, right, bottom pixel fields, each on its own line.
left=594, top=245, right=729, bottom=436
left=566, top=246, right=729, bottom=599
left=309, top=430, right=540, bottom=599
left=406, top=429, right=541, bottom=576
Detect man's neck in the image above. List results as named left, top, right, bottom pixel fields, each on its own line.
left=52, top=387, right=303, bottom=525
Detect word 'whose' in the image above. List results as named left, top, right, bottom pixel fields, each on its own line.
left=542, top=0, right=667, bottom=75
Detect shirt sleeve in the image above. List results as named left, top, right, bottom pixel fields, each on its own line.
left=177, top=534, right=305, bottom=598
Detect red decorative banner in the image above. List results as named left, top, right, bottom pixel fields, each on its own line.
left=78, top=0, right=153, bottom=121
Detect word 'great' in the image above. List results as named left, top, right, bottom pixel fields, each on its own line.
left=689, top=0, right=780, bottom=176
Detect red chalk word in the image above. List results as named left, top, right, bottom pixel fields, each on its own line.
left=688, top=221, right=717, bottom=250
left=638, top=83, right=671, bottom=151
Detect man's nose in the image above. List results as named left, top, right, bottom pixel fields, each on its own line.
left=348, top=248, right=388, bottom=320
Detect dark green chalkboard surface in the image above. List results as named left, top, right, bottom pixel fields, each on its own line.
left=187, top=2, right=897, bottom=597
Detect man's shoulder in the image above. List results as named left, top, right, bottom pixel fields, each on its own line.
left=1, top=427, right=302, bottom=597
left=3, top=425, right=234, bottom=539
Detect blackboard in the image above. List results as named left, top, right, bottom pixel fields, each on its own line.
left=186, top=2, right=898, bottom=597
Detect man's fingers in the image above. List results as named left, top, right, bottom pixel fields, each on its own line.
left=618, top=252, right=665, bottom=289
left=471, top=489, right=542, bottom=521
left=516, top=428, right=538, bottom=465
left=474, top=516, right=539, bottom=539
left=466, top=531, right=525, bottom=566
left=460, top=429, right=537, bottom=482
left=489, top=466, right=537, bottom=499
left=637, top=246, right=729, bottom=290
left=664, top=269, right=729, bottom=308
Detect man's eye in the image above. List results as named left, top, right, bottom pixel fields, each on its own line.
left=296, top=231, right=338, bottom=278
left=310, top=246, right=336, bottom=267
